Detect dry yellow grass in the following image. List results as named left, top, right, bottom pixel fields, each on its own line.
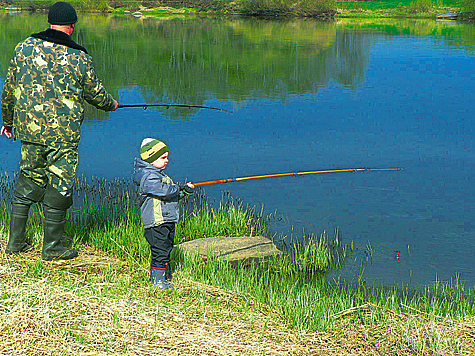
left=0, top=240, right=474, bottom=355
left=0, top=243, right=337, bottom=355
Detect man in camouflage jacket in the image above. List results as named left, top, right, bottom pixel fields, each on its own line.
left=0, top=1, right=118, bottom=260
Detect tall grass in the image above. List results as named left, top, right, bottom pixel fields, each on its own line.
left=462, top=0, right=475, bottom=14
left=177, top=190, right=269, bottom=243
left=0, top=173, right=331, bottom=269
left=176, top=243, right=475, bottom=334
left=1, top=172, right=474, bottom=344
left=232, top=0, right=336, bottom=17
left=68, top=175, right=271, bottom=266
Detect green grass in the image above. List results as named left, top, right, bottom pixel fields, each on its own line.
left=177, top=243, right=475, bottom=332
left=5, top=0, right=474, bottom=19
left=0, top=173, right=333, bottom=271
left=5, top=0, right=338, bottom=18
left=1, top=172, right=475, bottom=354
left=335, top=0, right=465, bottom=18
left=337, top=0, right=460, bottom=10
left=231, top=0, right=337, bottom=17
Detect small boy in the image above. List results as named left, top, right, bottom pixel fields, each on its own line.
left=133, top=138, right=194, bottom=290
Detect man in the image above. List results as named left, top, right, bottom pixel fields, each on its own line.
left=1, top=1, right=119, bottom=260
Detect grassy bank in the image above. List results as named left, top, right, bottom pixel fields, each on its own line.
left=2, top=0, right=337, bottom=18
left=335, top=0, right=466, bottom=19
left=5, top=0, right=474, bottom=19
left=1, top=173, right=475, bottom=354
left=2, top=248, right=474, bottom=355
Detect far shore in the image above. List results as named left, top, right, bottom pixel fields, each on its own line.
left=2, top=1, right=472, bottom=20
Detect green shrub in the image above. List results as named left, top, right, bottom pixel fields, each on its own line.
left=21, top=0, right=55, bottom=10
left=294, top=0, right=336, bottom=17
left=406, top=0, right=434, bottom=13
left=236, top=0, right=337, bottom=16
left=237, top=0, right=293, bottom=16
left=69, top=0, right=111, bottom=12
left=462, top=0, right=475, bottom=12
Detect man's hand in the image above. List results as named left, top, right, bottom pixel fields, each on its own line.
left=111, top=100, right=119, bottom=111
left=1, top=126, right=13, bottom=139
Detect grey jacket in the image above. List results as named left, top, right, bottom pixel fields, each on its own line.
left=132, top=157, right=185, bottom=229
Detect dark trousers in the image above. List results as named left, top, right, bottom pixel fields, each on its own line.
left=144, top=223, right=175, bottom=269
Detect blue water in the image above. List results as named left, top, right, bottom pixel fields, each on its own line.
left=1, top=17, right=475, bottom=287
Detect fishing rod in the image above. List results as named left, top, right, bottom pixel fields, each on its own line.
left=192, top=167, right=402, bottom=187
left=118, top=103, right=232, bottom=113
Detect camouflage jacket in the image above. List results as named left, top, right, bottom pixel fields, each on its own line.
left=1, top=29, right=116, bottom=146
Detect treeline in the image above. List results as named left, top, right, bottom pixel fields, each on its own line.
left=3, top=0, right=337, bottom=18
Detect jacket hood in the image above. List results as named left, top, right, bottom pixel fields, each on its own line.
left=132, top=157, right=163, bottom=185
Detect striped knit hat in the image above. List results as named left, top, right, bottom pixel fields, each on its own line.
left=140, top=138, right=169, bottom=164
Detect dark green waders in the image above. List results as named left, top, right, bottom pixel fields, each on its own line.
left=5, top=173, right=46, bottom=255
left=41, top=185, right=78, bottom=261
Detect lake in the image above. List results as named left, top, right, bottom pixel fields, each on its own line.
left=1, top=12, right=475, bottom=288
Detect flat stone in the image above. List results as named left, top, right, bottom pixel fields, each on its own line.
left=177, top=236, right=282, bottom=266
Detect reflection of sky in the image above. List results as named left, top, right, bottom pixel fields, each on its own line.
left=1, top=28, right=475, bottom=287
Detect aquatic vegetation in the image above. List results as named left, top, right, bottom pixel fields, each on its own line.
left=0, top=173, right=330, bottom=269
left=276, top=228, right=347, bottom=273
left=177, top=190, right=269, bottom=243
left=177, top=244, right=475, bottom=337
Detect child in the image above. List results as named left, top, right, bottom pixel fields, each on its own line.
left=132, top=138, right=194, bottom=290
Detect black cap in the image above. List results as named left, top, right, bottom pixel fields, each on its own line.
left=48, top=2, right=78, bottom=25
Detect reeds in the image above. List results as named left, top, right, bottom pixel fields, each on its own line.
left=175, top=242, right=475, bottom=342
left=177, top=190, right=269, bottom=243
left=0, top=174, right=278, bottom=267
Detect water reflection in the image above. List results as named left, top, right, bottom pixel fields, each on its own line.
left=1, top=14, right=373, bottom=120
left=2, top=15, right=474, bottom=121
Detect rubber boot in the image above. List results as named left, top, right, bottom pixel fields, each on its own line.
left=150, top=267, right=173, bottom=290
left=42, top=185, right=78, bottom=261
left=5, top=173, right=46, bottom=255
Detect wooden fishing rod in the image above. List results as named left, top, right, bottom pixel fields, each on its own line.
left=192, top=167, right=402, bottom=187
left=118, top=103, right=231, bottom=113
